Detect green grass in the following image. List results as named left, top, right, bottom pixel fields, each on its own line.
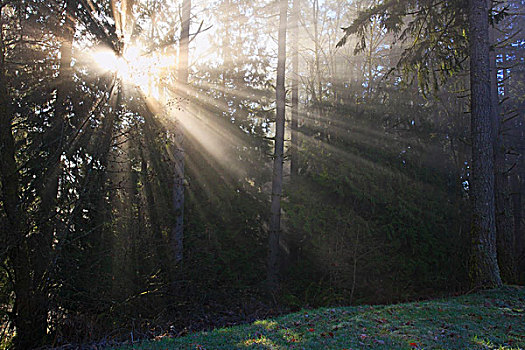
left=117, top=286, right=524, bottom=349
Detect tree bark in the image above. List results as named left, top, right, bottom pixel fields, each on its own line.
left=513, top=114, right=525, bottom=273
left=172, top=0, right=191, bottom=264
left=468, top=0, right=502, bottom=288
left=267, top=0, right=288, bottom=292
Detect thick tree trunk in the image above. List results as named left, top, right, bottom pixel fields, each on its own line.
left=468, top=0, right=502, bottom=288
left=290, top=0, right=299, bottom=177
left=267, top=0, right=288, bottom=292
left=172, top=0, right=191, bottom=264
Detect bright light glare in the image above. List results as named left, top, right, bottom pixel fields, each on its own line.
left=90, top=48, right=121, bottom=72
left=89, top=45, right=174, bottom=98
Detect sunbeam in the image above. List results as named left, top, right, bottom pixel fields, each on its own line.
left=4, top=0, right=524, bottom=347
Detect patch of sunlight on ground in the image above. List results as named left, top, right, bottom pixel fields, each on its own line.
left=471, top=335, right=520, bottom=350
left=240, top=336, right=282, bottom=348
left=253, top=320, right=278, bottom=330
left=278, top=328, right=302, bottom=344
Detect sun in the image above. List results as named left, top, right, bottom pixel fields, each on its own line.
left=89, top=48, right=121, bottom=72
left=89, top=45, right=147, bottom=86
left=88, top=44, right=174, bottom=98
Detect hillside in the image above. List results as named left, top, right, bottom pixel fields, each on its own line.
left=118, top=286, right=524, bottom=349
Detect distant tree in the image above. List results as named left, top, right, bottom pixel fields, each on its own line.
left=268, top=0, right=288, bottom=292
left=489, top=1, right=517, bottom=283
left=290, top=0, right=300, bottom=177
left=172, top=0, right=191, bottom=265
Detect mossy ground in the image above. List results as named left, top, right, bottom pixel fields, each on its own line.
left=116, top=286, right=524, bottom=349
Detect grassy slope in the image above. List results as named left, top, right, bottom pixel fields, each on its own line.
left=119, top=286, right=524, bottom=350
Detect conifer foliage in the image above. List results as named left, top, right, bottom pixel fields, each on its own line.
left=0, top=0, right=523, bottom=347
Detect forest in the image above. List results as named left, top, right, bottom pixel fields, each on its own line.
left=0, top=0, right=524, bottom=348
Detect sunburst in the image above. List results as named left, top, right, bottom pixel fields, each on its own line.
left=88, top=43, right=174, bottom=100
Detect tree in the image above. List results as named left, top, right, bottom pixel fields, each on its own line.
left=489, top=3, right=516, bottom=283
left=336, top=0, right=503, bottom=288
left=268, top=0, right=288, bottom=292
left=172, top=0, right=191, bottom=265
left=290, top=0, right=300, bottom=177
left=468, top=0, right=502, bottom=288
left=0, top=1, right=78, bottom=346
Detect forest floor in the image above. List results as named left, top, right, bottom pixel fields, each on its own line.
left=115, top=285, right=524, bottom=350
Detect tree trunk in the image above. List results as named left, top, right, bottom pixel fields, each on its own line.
left=513, top=114, right=525, bottom=274
left=267, top=0, right=288, bottom=292
left=468, top=0, right=502, bottom=288
left=489, top=19, right=516, bottom=283
left=312, top=0, right=323, bottom=137
left=313, top=0, right=321, bottom=103
left=290, top=0, right=299, bottom=177
left=172, top=0, right=191, bottom=264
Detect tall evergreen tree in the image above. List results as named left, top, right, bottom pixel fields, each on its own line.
left=290, top=0, right=300, bottom=177
left=172, top=0, right=191, bottom=264
left=268, top=0, right=288, bottom=292
left=468, top=0, right=502, bottom=288
left=489, top=6, right=516, bottom=283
